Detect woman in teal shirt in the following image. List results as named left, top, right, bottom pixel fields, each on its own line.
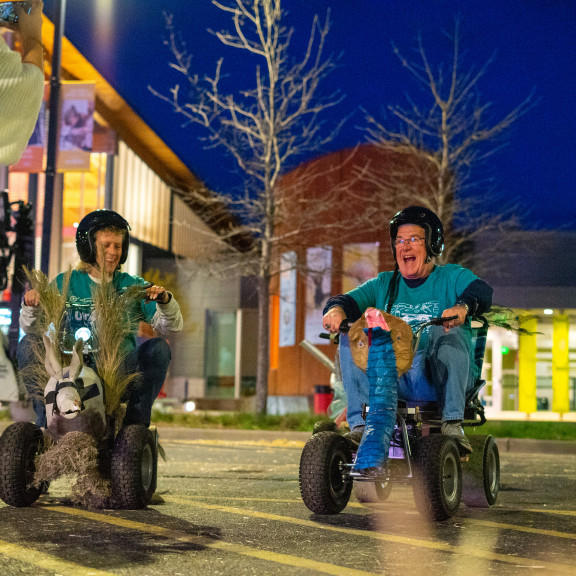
left=18, top=210, right=183, bottom=428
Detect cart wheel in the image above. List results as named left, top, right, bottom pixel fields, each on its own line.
left=412, top=434, right=462, bottom=521
left=0, top=422, right=45, bottom=507
left=299, top=431, right=352, bottom=514
left=462, top=435, right=500, bottom=508
left=110, top=425, right=157, bottom=509
left=354, top=476, right=392, bottom=503
left=312, top=420, right=338, bottom=435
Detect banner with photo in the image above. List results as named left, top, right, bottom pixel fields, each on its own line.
left=11, top=82, right=49, bottom=173
left=57, top=82, right=96, bottom=172
left=305, top=246, right=332, bottom=345
left=279, top=251, right=297, bottom=347
left=342, top=242, right=379, bottom=292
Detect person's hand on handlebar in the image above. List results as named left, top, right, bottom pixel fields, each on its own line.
left=23, top=288, right=40, bottom=307
left=441, top=305, right=467, bottom=332
left=322, top=306, right=346, bottom=333
left=145, top=284, right=171, bottom=305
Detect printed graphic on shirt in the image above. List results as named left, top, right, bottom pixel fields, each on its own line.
left=392, top=301, right=440, bottom=332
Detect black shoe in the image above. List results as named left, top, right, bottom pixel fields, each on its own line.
left=353, top=466, right=386, bottom=480
left=344, top=425, right=365, bottom=448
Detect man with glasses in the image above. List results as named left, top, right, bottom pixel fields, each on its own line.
left=322, top=206, right=493, bottom=468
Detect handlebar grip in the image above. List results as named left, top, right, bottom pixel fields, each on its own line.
left=338, top=320, right=352, bottom=333
left=427, top=315, right=459, bottom=326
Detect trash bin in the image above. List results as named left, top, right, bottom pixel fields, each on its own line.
left=314, top=385, right=334, bottom=415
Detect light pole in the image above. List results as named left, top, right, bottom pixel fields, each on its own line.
left=40, top=0, right=66, bottom=275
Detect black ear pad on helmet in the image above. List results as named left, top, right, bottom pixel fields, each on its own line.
left=76, top=210, right=131, bottom=265
left=389, top=205, right=444, bottom=260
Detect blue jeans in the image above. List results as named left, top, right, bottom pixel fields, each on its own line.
left=339, top=325, right=474, bottom=426
left=339, top=334, right=369, bottom=430
left=17, top=335, right=171, bottom=428
left=122, top=338, right=171, bottom=427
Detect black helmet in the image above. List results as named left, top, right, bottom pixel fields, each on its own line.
left=389, top=206, right=444, bottom=259
left=76, top=209, right=131, bottom=266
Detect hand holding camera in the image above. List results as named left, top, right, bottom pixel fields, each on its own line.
left=0, top=1, right=44, bottom=69
left=0, top=2, right=32, bottom=28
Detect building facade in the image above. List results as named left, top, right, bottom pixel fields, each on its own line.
left=270, top=148, right=576, bottom=418
left=0, top=21, right=257, bottom=406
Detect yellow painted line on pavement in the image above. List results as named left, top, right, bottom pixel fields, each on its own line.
left=166, top=496, right=576, bottom=573
left=43, top=506, right=379, bottom=576
left=179, top=494, right=364, bottom=508
left=464, top=518, right=576, bottom=540
left=527, top=509, right=576, bottom=517
left=165, top=438, right=306, bottom=449
left=0, top=538, right=118, bottom=576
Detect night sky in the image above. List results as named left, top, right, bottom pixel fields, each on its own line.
left=43, top=1, right=576, bottom=230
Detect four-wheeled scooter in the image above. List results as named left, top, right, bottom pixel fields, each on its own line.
left=299, top=315, right=500, bottom=521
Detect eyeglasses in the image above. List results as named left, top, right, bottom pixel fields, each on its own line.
left=393, top=236, right=425, bottom=247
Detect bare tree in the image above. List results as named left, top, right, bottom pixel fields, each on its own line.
left=150, top=0, right=350, bottom=414
left=355, top=20, right=537, bottom=275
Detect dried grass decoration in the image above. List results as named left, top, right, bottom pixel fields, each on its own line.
left=35, top=431, right=110, bottom=508
left=90, top=274, right=145, bottom=423
left=21, top=267, right=71, bottom=400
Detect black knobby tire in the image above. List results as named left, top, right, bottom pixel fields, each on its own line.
left=312, top=420, right=338, bottom=435
left=299, top=431, right=352, bottom=514
left=0, top=422, right=45, bottom=507
left=462, top=435, right=500, bottom=508
left=412, top=434, right=462, bottom=521
left=110, top=425, right=157, bottom=509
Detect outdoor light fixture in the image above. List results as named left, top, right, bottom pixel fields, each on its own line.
left=184, top=401, right=196, bottom=412
left=543, top=309, right=554, bottom=315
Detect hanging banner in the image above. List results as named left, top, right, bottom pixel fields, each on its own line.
left=342, top=242, right=379, bottom=292
left=305, top=246, right=332, bottom=345
left=11, top=82, right=49, bottom=173
left=279, top=251, right=297, bottom=347
left=57, top=82, right=96, bottom=172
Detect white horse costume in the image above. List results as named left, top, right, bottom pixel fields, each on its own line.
left=43, top=336, right=106, bottom=441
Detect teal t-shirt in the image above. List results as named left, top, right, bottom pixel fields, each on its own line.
left=55, top=270, right=156, bottom=351
left=348, top=263, right=478, bottom=353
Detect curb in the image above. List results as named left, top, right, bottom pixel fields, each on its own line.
left=495, top=436, right=576, bottom=455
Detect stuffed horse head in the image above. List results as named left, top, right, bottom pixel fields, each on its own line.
left=43, top=335, right=84, bottom=419
left=43, top=335, right=106, bottom=441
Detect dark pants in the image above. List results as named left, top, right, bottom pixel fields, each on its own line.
left=17, top=335, right=171, bottom=428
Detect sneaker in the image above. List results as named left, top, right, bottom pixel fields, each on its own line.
left=441, top=421, right=473, bottom=454
left=353, top=466, right=386, bottom=479
left=344, top=425, right=365, bottom=447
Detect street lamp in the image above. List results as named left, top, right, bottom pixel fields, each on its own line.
left=41, top=0, right=66, bottom=275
